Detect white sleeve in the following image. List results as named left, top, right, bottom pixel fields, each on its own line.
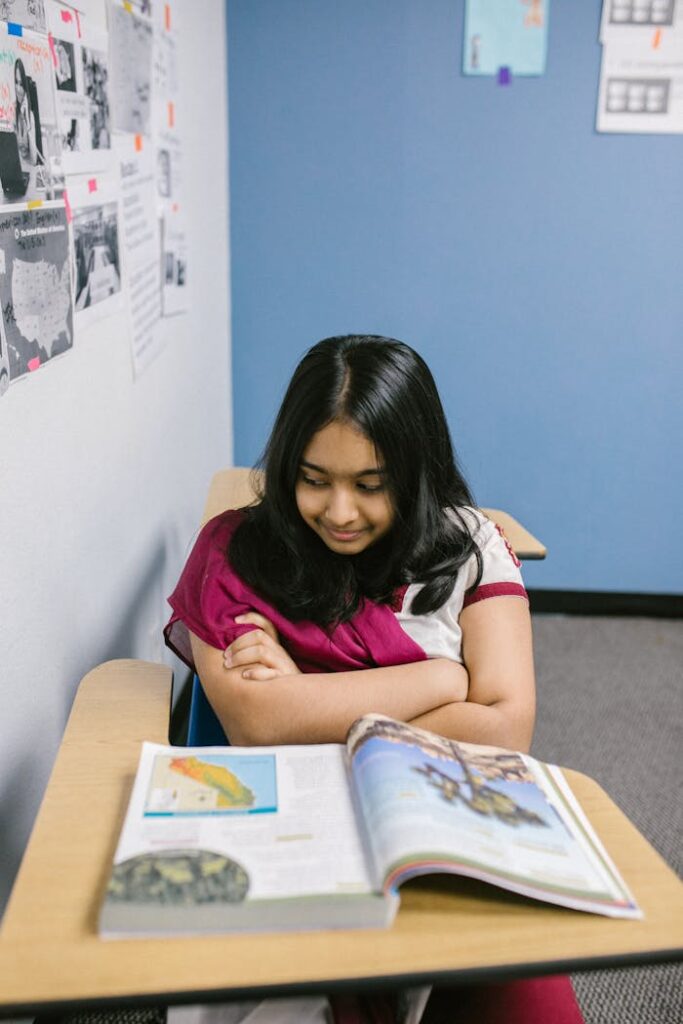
left=394, top=511, right=527, bottom=663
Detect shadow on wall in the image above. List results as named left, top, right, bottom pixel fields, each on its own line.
left=0, top=539, right=170, bottom=919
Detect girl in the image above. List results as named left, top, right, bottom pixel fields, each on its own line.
left=165, top=334, right=535, bottom=754
left=14, top=59, right=39, bottom=170
left=165, top=334, right=583, bottom=1024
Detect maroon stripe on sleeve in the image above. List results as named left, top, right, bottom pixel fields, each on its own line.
left=463, top=582, right=528, bottom=608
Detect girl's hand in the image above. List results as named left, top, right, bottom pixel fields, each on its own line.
left=224, top=613, right=301, bottom=681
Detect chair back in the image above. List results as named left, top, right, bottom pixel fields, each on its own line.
left=187, top=675, right=229, bottom=746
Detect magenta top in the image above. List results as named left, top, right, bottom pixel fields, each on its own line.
left=164, top=510, right=428, bottom=674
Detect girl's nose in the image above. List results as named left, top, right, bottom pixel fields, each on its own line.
left=326, top=486, right=358, bottom=526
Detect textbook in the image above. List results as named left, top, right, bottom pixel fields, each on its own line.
left=99, top=714, right=641, bottom=937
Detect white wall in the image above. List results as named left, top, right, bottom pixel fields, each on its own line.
left=0, top=1, right=232, bottom=915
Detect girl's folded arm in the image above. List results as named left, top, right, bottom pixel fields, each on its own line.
left=189, top=630, right=468, bottom=746
left=408, top=596, right=536, bottom=753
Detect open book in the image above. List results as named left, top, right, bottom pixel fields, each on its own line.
left=99, top=714, right=641, bottom=936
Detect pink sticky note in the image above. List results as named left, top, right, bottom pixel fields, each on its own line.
left=88, top=178, right=98, bottom=193
left=61, top=9, right=72, bottom=22
left=63, top=189, right=73, bottom=223
left=28, top=357, right=41, bottom=372
left=48, top=33, right=58, bottom=69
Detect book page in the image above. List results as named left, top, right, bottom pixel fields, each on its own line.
left=347, top=716, right=641, bottom=918
left=109, top=741, right=378, bottom=907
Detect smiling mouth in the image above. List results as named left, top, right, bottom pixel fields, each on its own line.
left=322, top=524, right=367, bottom=542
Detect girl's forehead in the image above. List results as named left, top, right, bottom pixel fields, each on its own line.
left=302, top=420, right=383, bottom=473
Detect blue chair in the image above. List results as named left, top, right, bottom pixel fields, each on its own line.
left=186, top=675, right=229, bottom=745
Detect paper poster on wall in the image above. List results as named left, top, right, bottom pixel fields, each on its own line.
left=0, top=23, right=64, bottom=205
left=47, top=4, right=113, bottom=172
left=600, top=0, right=681, bottom=41
left=117, top=135, right=162, bottom=374
left=0, top=200, right=73, bottom=381
left=67, top=176, right=123, bottom=328
left=108, top=0, right=152, bottom=136
left=0, top=0, right=48, bottom=33
left=597, top=2, right=683, bottom=133
left=597, top=34, right=683, bottom=131
left=0, top=309, right=9, bottom=396
left=463, top=0, right=549, bottom=76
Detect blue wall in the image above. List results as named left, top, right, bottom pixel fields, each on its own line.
left=227, top=0, right=682, bottom=594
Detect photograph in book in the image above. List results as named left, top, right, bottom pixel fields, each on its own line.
left=0, top=0, right=47, bottom=34
left=0, top=25, right=63, bottom=203
left=346, top=716, right=640, bottom=916
left=0, top=202, right=72, bottom=380
left=108, top=1, right=152, bottom=136
left=100, top=716, right=641, bottom=938
left=72, top=199, right=120, bottom=311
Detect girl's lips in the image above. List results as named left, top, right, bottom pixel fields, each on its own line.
left=322, top=524, right=366, bottom=542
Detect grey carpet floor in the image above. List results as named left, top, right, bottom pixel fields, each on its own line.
left=531, top=614, right=683, bottom=1024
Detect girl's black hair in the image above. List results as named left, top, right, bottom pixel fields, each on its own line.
left=229, top=335, right=482, bottom=625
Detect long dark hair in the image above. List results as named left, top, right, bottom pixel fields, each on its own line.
left=14, top=59, right=29, bottom=121
left=229, top=335, right=482, bottom=625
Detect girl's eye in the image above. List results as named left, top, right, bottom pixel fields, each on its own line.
left=357, top=482, right=384, bottom=493
left=302, top=475, right=327, bottom=487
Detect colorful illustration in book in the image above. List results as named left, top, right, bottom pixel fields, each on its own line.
left=107, top=849, right=250, bottom=905
left=145, top=752, right=278, bottom=815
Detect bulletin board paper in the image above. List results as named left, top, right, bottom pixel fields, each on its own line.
left=463, top=0, right=549, bottom=76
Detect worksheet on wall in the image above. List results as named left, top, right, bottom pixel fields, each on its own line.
left=117, top=135, right=162, bottom=375
left=68, top=174, right=124, bottom=329
left=47, top=2, right=114, bottom=174
left=0, top=22, right=64, bottom=204
left=152, top=0, right=187, bottom=315
left=108, top=0, right=153, bottom=137
left=463, top=0, right=550, bottom=76
left=0, top=0, right=48, bottom=33
left=0, top=200, right=73, bottom=381
left=597, top=2, right=683, bottom=133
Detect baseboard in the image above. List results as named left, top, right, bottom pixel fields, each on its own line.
left=528, top=589, right=683, bottom=619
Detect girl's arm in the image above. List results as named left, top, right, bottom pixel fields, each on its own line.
left=408, top=596, right=535, bottom=752
left=189, top=629, right=468, bottom=746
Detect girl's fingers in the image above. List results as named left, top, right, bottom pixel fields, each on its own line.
left=234, top=612, right=279, bottom=642
left=241, top=666, right=279, bottom=681
left=229, top=628, right=276, bottom=656
left=227, top=641, right=283, bottom=670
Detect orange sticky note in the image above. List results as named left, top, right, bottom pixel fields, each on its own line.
left=168, top=101, right=175, bottom=128
left=652, top=29, right=662, bottom=49
left=27, top=357, right=41, bottom=372
left=165, top=4, right=171, bottom=31
left=135, top=134, right=143, bottom=152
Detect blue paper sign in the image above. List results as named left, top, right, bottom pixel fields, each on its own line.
left=464, top=0, right=549, bottom=77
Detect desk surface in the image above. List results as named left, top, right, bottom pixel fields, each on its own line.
left=0, top=660, right=681, bottom=1017
left=203, top=469, right=547, bottom=560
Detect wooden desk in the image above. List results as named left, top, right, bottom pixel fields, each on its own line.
left=0, top=660, right=680, bottom=1017
left=202, top=470, right=547, bottom=560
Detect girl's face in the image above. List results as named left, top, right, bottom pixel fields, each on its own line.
left=295, top=419, right=394, bottom=555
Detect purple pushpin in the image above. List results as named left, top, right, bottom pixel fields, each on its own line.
left=497, top=66, right=512, bottom=86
